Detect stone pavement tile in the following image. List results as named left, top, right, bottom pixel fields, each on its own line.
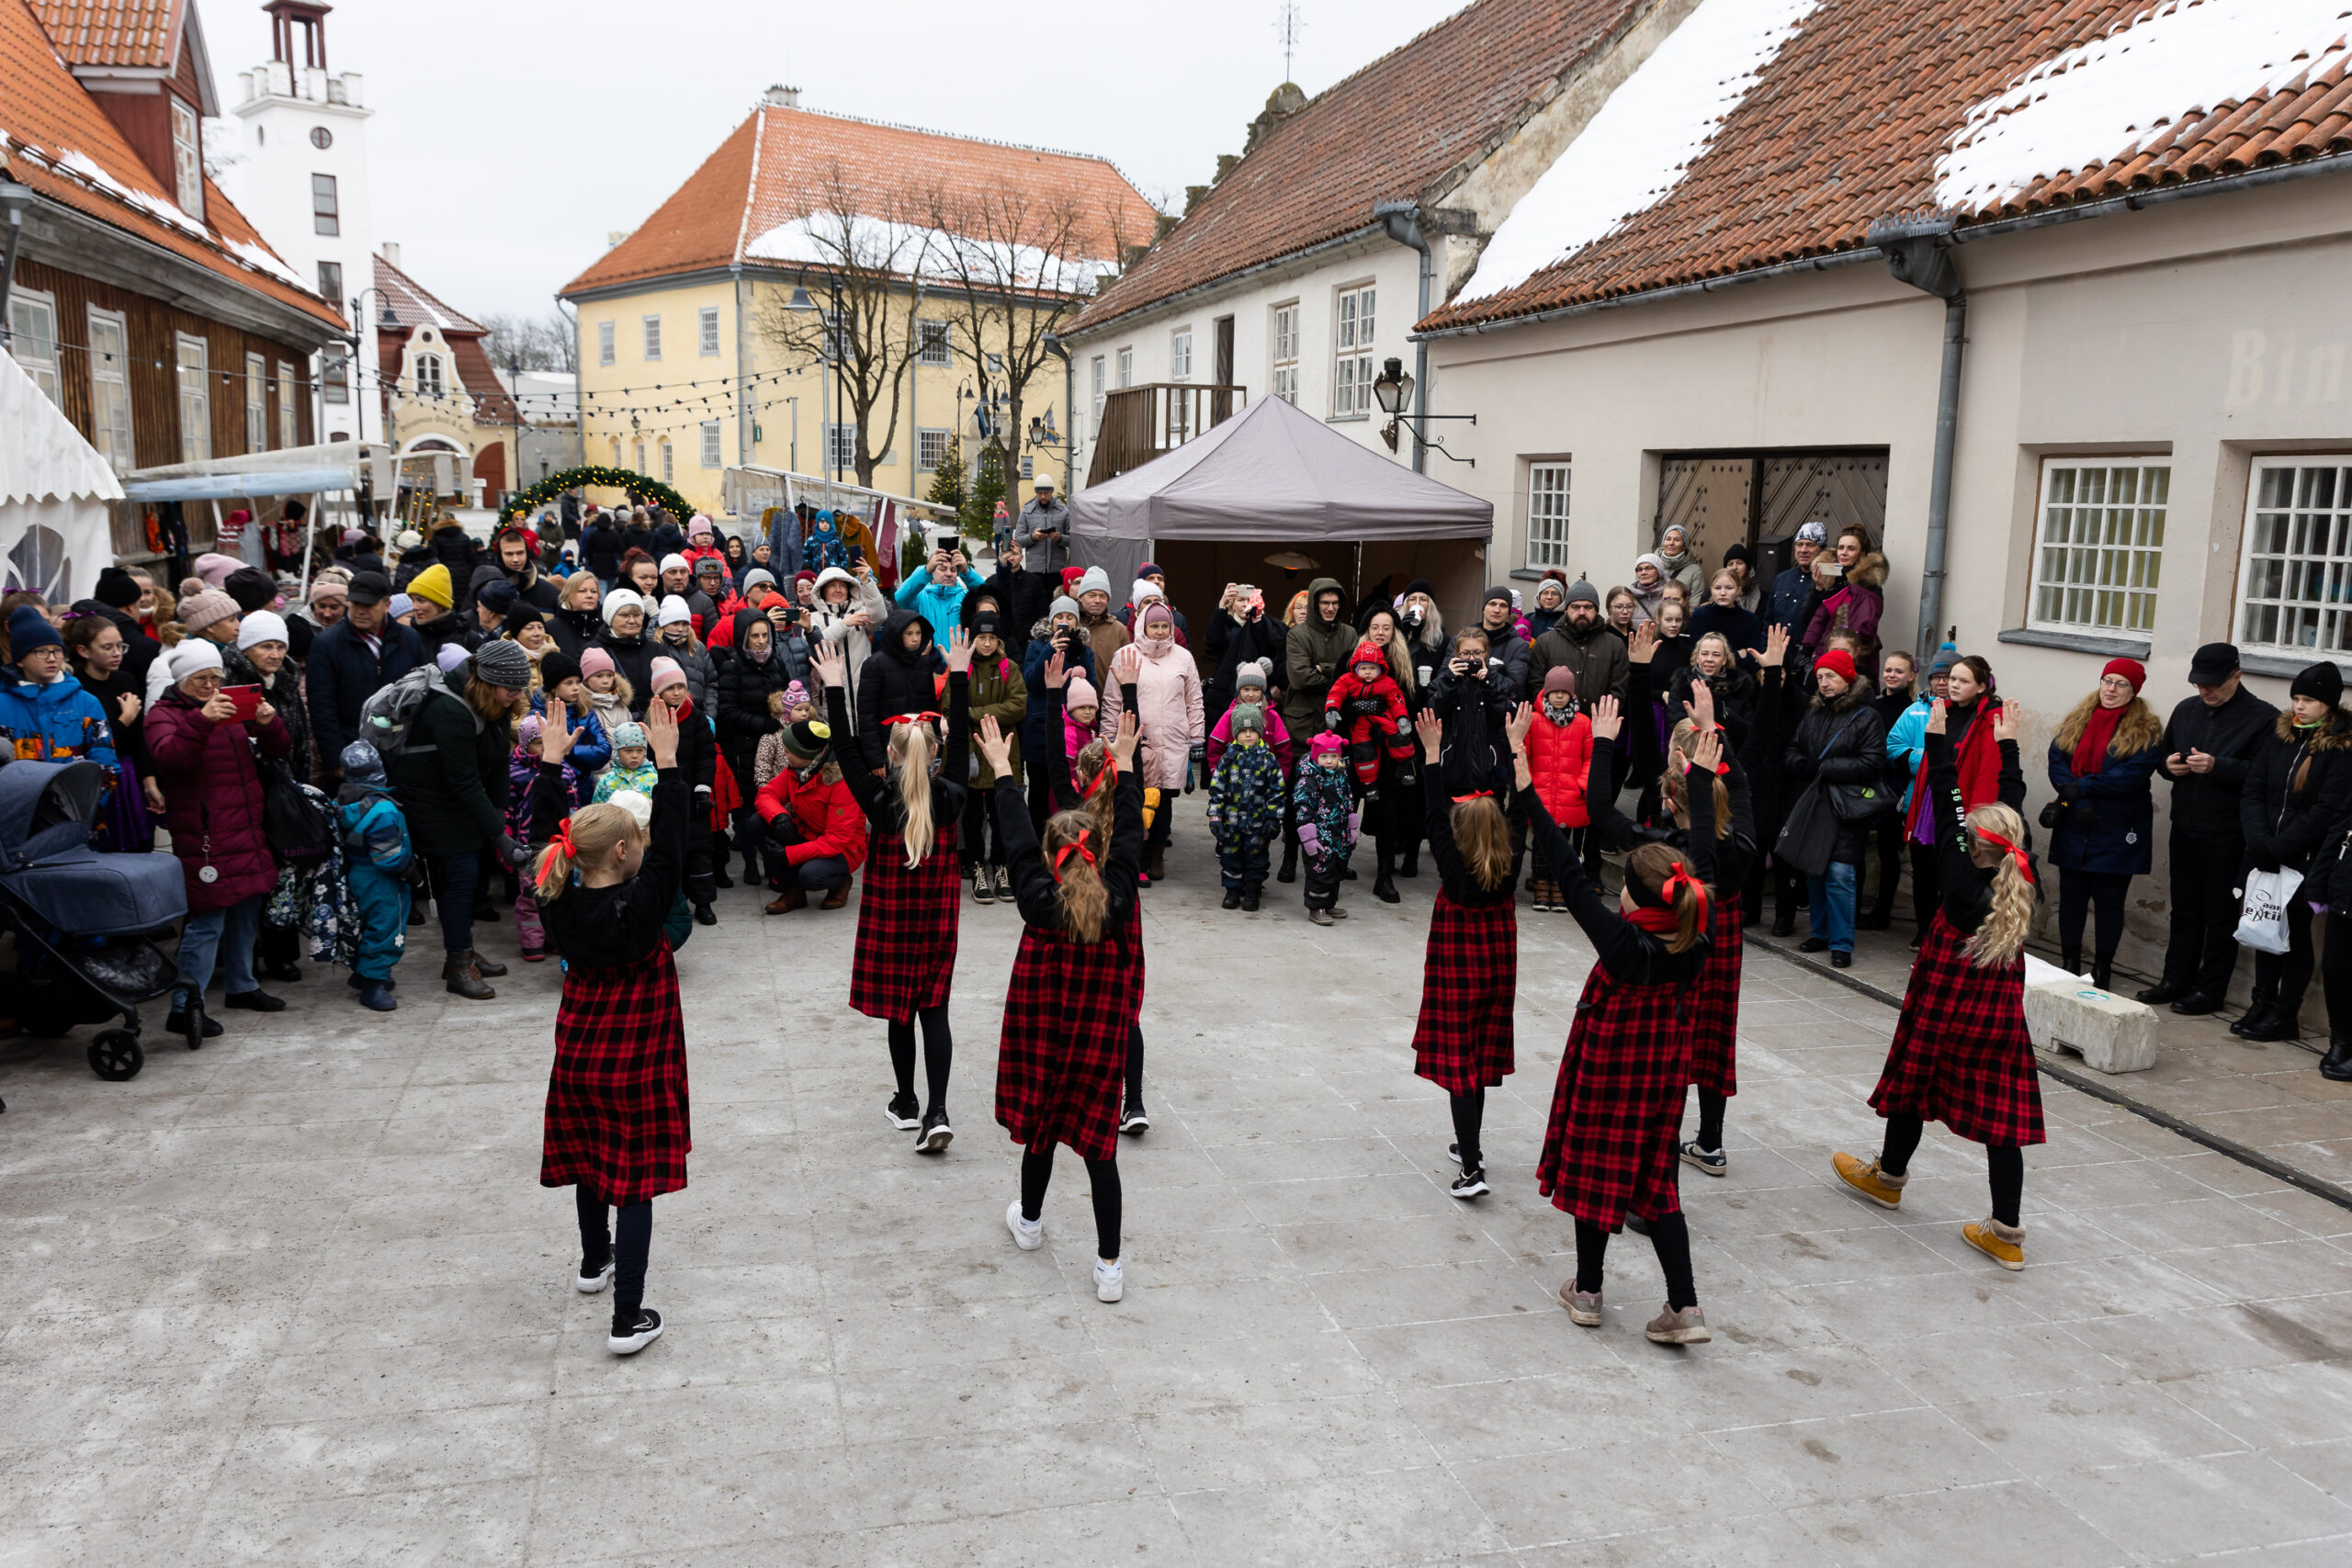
left=153, top=1118, right=387, bottom=1171
left=2034, top=1450, right=2352, bottom=1560
left=1346, top=1308, right=1621, bottom=1388
left=1205, top=1133, right=1421, bottom=1183
left=0, top=1432, right=235, bottom=1531
left=2273, top=1436, right=2352, bottom=1503
left=1171, top=1467, right=1508, bottom=1566
left=1449, top=1434, right=1777, bottom=1549
left=209, top=1402, right=546, bottom=1503
left=1899, top=1207, right=2128, bottom=1268
left=2015, top=1252, right=2244, bottom=1324
left=1672, top=1344, right=1926, bottom=1431
left=1304, top=1258, right=1559, bottom=1331
left=2064, top=1303, right=2345, bottom=1384
left=1506, top=1508, right=1846, bottom=1568
left=1945, top=1381, right=2251, bottom=1472
left=1182, top=1100, right=1380, bottom=1146
left=1107, top=1326, right=1384, bottom=1409
left=550, top=1312, right=831, bottom=1393
left=1229, top=1171, right=1456, bottom=1228
left=1789, top=1478, right=2132, bottom=1568
left=820, top=1296, right=1094, bottom=1375
left=1075, top=1276, right=1334, bottom=1351
left=1729, top=1217, right=1955, bottom=1289
left=527, top=1447, right=857, bottom=1558
left=1391, top=1363, right=1689, bottom=1461
left=192, top=1473, right=537, bottom=1566
left=317, top=1225, right=559, bottom=1292
left=1125, top=1390, right=1439, bottom=1492
left=2234, top=1183, right=2352, bottom=1238
left=1787, top=1262, right=2042, bottom=1340
left=2162, top=1359, right=2352, bottom=1447
left=830, top=1354, right=1119, bottom=1446
left=247, top=1335, right=559, bottom=1426
left=1266, top=1213, right=1511, bottom=1273
left=1065, top=1221, right=1295, bottom=1286
left=2080, top=1194, right=2310, bottom=1253
left=819, top=1247, right=1064, bottom=1312
left=1861, top=1322, right=2135, bottom=1404
left=834, top=1419, right=1160, bottom=1532
left=847, top=1496, right=1191, bottom=1568
left=2156, top=1237, right=2352, bottom=1303
left=1707, top=1404, right=2021, bottom=1506
left=276, top=1278, right=561, bottom=1355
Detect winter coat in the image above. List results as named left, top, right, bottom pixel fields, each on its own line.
left=754, top=755, right=868, bottom=872
left=386, top=686, right=509, bottom=858
left=1686, top=602, right=1767, bottom=664
left=1655, top=548, right=1706, bottom=603
left=533, top=692, right=613, bottom=786
left=1526, top=705, right=1594, bottom=829
left=1100, top=639, right=1204, bottom=793
left=1322, top=667, right=1409, bottom=788
left=2239, top=710, right=2352, bottom=874
left=964, top=653, right=1027, bottom=787
left=423, top=520, right=481, bottom=586
left=2159, top=685, right=2278, bottom=840
left=1205, top=701, right=1294, bottom=778
left=1206, top=742, right=1285, bottom=848
left=2045, top=701, right=2165, bottom=876
left=1283, top=579, right=1356, bottom=739
left=1080, top=609, right=1128, bottom=669
left=1801, top=553, right=1889, bottom=657
left=802, top=520, right=854, bottom=574
left=254, top=662, right=312, bottom=784
left=595, top=628, right=659, bottom=718
left=338, top=783, right=412, bottom=874
left=1765, top=563, right=1820, bottom=634
left=655, top=633, right=717, bottom=715
left=808, top=566, right=891, bottom=707
left=976, top=564, right=1053, bottom=644
left=714, top=612, right=791, bottom=786
left=594, top=760, right=662, bottom=802
left=1292, top=761, right=1358, bottom=865
left=144, top=688, right=288, bottom=911
left=463, top=559, right=561, bottom=616
left=547, top=604, right=604, bottom=662
left=1664, top=663, right=1758, bottom=749
left=854, top=608, right=945, bottom=771
left=1475, top=621, right=1533, bottom=705
left=1528, top=620, right=1630, bottom=707
left=1020, top=632, right=1095, bottom=757
left=1012, top=496, right=1072, bottom=571
left=0, top=667, right=116, bottom=771
left=1782, top=679, right=1888, bottom=863
left=305, top=616, right=428, bottom=769
left=1204, top=608, right=1288, bottom=720
left=894, top=565, right=985, bottom=644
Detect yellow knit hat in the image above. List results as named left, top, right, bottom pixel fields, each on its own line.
left=407, top=562, right=453, bottom=609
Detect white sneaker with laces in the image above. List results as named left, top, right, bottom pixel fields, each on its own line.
left=1094, top=1258, right=1124, bottom=1303
left=1006, top=1200, right=1043, bottom=1250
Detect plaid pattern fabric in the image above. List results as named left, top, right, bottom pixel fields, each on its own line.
left=848, top=823, right=962, bottom=1022
left=1688, top=889, right=1742, bottom=1098
left=1871, top=910, right=2045, bottom=1146
left=1411, top=892, right=1518, bottom=1095
left=541, top=944, right=692, bottom=1206
left=996, top=921, right=1137, bottom=1162
left=1536, top=964, right=1693, bottom=1229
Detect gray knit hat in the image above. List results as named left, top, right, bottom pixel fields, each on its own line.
left=1564, top=579, right=1601, bottom=608
left=1235, top=660, right=1270, bottom=694
left=471, top=637, right=533, bottom=691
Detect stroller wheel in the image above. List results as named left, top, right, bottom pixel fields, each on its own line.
left=88, top=1030, right=144, bottom=1082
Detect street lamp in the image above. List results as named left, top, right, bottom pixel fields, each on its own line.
left=0, top=180, right=34, bottom=340
left=1370, top=355, right=1477, bottom=467
left=343, top=286, right=401, bottom=446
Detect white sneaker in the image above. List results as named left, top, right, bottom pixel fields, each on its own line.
left=1006, top=1200, right=1043, bottom=1250
left=575, top=1258, right=615, bottom=1294
left=607, top=1306, right=663, bottom=1355
left=1094, top=1258, right=1124, bottom=1303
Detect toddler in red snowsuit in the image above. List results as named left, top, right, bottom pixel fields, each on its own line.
left=1323, top=641, right=1411, bottom=789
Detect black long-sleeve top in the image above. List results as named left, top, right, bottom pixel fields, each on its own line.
left=827, top=673, right=969, bottom=848
left=1582, top=734, right=1758, bottom=894
left=1922, top=728, right=2027, bottom=936
left=530, top=758, right=688, bottom=967
left=1539, top=757, right=1718, bottom=987
left=1042, top=673, right=1139, bottom=815
left=1421, top=682, right=1516, bottom=907
left=991, top=771, right=1146, bottom=930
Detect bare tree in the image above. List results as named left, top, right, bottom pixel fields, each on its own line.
left=916, top=186, right=1133, bottom=488
left=481, top=310, right=576, bottom=373
left=754, top=169, right=933, bottom=489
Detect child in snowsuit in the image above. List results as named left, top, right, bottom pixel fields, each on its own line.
left=1523, top=666, right=1594, bottom=910
left=1204, top=660, right=1293, bottom=776
left=335, top=740, right=413, bottom=1012
left=804, top=511, right=852, bottom=573
left=1324, top=640, right=1411, bottom=790
left=1294, top=730, right=1358, bottom=924
left=594, top=722, right=660, bottom=802
left=1207, top=703, right=1285, bottom=910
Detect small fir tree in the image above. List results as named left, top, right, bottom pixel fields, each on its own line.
left=925, top=435, right=967, bottom=513
left=961, top=441, right=1007, bottom=547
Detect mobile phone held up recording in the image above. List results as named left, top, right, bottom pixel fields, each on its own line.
left=220, top=684, right=264, bottom=721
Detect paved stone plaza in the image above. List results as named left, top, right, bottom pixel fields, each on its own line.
left=6, top=825, right=2352, bottom=1566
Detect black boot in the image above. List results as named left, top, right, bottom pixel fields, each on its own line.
left=1374, top=850, right=1400, bottom=905
left=164, top=992, right=221, bottom=1049
left=2231, top=988, right=2278, bottom=1037
left=1241, top=883, right=1262, bottom=913
left=1278, top=840, right=1298, bottom=885
left=1398, top=844, right=1419, bottom=878
left=1222, top=886, right=1242, bottom=909
left=2243, top=1001, right=2303, bottom=1042
left=2061, top=945, right=2083, bottom=976
left=2091, top=954, right=2114, bottom=992
left=2322, top=1033, right=2352, bottom=1081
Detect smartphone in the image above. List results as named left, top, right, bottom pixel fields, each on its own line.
left=220, top=684, right=264, bottom=721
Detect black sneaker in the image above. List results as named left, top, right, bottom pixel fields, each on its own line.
left=223, top=989, right=286, bottom=1012
left=576, top=1255, right=615, bottom=1293
left=164, top=1005, right=222, bottom=1043
left=1798, top=936, right=1830, bottom=953
left=692, top=902, right=718, bottom=927
left=918, top=1107, right=955, bottom=1153
left=1451, top=1167, right=1490, bottom=1199
left=1120, top=1101, right=1150, bottom=1134
left=885, top=1092, right=921, bottom=1130
left=1222, top=887, right=1241, bottom=909
left=608, top=1306, right=663, bottom=1355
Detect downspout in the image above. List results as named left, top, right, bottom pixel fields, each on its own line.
left=1374, top=199, right=1432, bottom=475
left=1867, top=213, right=1965, bottom=666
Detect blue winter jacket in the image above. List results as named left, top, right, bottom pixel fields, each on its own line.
left=895, top=565, right=985, bottom=644
left=337, top=785, right=413, bottom=873
left=1765, top=564, right=1818, bottom=634
left=2047, top=734, right=2165, bottom=876
left=0, top=667, right=116, bottom=771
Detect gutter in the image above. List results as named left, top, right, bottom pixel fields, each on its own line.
left=1066, top=220, right=1387, bottom=344
left=1374, top=200, right=1433, bottom=475
left=1867, top=210, right=1964, bottom=670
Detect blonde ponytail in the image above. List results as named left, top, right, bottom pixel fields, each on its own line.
left=1044, top=810, right=1108, bottom=942
left=891, top=720, right=937, bottom=868
left=1627, top=840, right=1709, bottom=954
left=1962, top=803, right=2035, bottom=968
left=533, top=802, right=640, bottom=903
left=1664, top=719, right=1732, bottom=838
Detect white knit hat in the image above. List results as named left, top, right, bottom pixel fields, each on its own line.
left=660, top=553, right=690, bottom=574
left=235, top=610, right=289, bottom=649
left=601, top=588, right=646, bottom=626
left=657, top=594, right=692, bottom=627
left=169, top=640, right=224, bottom=682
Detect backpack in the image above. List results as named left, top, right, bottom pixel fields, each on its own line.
left=356, top=667, right=444, bottom=760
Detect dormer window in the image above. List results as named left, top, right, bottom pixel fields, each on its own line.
left=170, top=96, right=204, bottom=220
left=415, top=353, right=445, bottom=398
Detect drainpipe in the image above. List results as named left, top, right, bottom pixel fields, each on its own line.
left=1374, top=200, right=1432, bottom=475
left=1867, top=212, right=1965, bottom=667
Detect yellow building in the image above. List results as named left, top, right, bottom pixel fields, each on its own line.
left=558, top=87, right=1160, bottom=519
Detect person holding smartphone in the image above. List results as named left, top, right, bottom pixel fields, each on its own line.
left=1205, top=580, right=1285, bottom=725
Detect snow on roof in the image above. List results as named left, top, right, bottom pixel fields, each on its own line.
left=1455, top=0, right=1821, bottom=305
left=1935, top=0, right=2352, bottom=211
left=744, top=212, right=1114, bottom=295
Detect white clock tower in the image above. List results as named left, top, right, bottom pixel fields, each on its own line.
left=218, top=2, right=377, bottom=443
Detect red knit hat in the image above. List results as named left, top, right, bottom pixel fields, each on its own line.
left=1815, top=649, right=1859, bottom=683
left=2101, top=657, right=2146, bottom=693
left=1351, top=640, right=1386, bottom=670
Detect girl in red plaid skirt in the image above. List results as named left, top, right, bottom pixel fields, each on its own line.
left=814, top=636, right=973, bottom=1153
left=1532, top=704, right=1723, bottom=1347
left=978, top=709, right=1146, bottom=1303
left=1405, top=701, right=1520, bottom=1201
left=528, top=702, right=691, bottom=1356
left=1834, top=698, right=2041, bottom=1270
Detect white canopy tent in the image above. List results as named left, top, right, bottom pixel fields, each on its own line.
left=0, top=352, right=123, bottom=604
left=118, top=441, right=390, bottom=577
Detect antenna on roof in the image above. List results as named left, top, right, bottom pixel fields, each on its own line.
left=1273, top=0, right=1304, bottom=82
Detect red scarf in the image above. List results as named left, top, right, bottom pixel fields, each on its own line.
left=1626, top=906, right=1687, bottom=937
left=1906, top=698, right=2005, bottom=837
left=2069, top=700, right=2127, bottom=777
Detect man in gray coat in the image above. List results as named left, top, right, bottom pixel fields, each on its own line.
left=1012, top=474, right=1071, bottom=571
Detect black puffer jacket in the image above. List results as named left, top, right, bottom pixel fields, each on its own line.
left=2239, top=708, right=2352, bottom=874
left=854, top=607, right=942, bottom=771
left=715, top=609, right=789, bottom=792
left=596, top=627, right=658, bottom=717
left=1782, top=677, right=1888, bottom=863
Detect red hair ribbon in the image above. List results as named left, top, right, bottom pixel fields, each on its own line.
left=1085, top=750, right=1120, bottom=798
left=1050, top=840, right=1097, bottom=881
left=1973, top=827, right=2036, bottom=884
left=1452, top=790, right=1494, bottom=804
left=883, top=711, right=942, bottom=728
left=549, top=818, right=576, bottom=858
left=1655, top=858, right=1713, bottom=925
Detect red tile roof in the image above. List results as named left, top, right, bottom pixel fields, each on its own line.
left=374, top=252, right=512, bottom=423
left=25, top=0, right=183, bottom=68
left=561, top=103, right=1160, bottom=298
left=375, top=251, right=489, bottom=338
left=1068, top=0, right=1656, bottom=335
left=0, top=0, right=342, bottom=333
left=1421, top=0, right=2352, bottom=333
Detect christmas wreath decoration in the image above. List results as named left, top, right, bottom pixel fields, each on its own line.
left=500, top=466, right=697, bottom=525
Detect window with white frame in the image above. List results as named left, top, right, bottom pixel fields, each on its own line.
left=659, top=438, right=673, bottom=482
left=825, top=423, right=856, bottom=471
left=1333, top=284, right=1374, bottom=417
left=597, top=320, right=616, bottom=366
left=633, top=438, right=646, bottom=473
left=277, top=361, right=297, bottom=447
left=1170, top=327, right=1193, bottom=381
left=1020, top=453, right=1035, bottom=479
left=176, top=333, right=211, bottom=462
left=1116, top=347, right=1132, bottom=389
left=87, top=309, right=133, bottom=467
left=7, top=289, right=60, bottom=407
left=917, top=427, right=949, bottom=471
left=414, top=352, right=446, bottom=399
left=2028, top=458, right=2168, bottom=636
left=699, top=307, right=720, bottom=356
left=171, top=96, right=205, bottom=220
left=918, top=320, right=952, bottom=367
left=610, top=436, right=623, bottom=467
left=700, top=420, right=722, bottom=468
left=310, top=172, right=337, bottom=236
left=322, top=344, right=349, bottom=404
left=1091, top=355, right=1104, bottom=424
left=1272, top=301, right=1299, bottom=404
left=244, top=353, right=268, bottom=450
left=642, top=315, right=662, bottom=360
left=2237, top=457, right=2352, bottom=656
left=1526, top=462, right=1572, bottom=570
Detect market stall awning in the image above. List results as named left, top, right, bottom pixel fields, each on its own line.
left=121, top=468, right=358, bottom=502
left=119, top=441, right=390, bottom=502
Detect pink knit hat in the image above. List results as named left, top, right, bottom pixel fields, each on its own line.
left=1309, top=730, right=1345, bottom=757
left=177, top=589, right=241, bottom=636
left=1065, top=673, right=1099, bottom=711
left=650, top=655, right=686, bottom=694
left=578, top=647, right=617, bottom=678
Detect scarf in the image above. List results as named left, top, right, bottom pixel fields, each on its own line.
left=2069, top=700, right=2127, bottom=777
left=1626, top=906, right=1688, bottom=937
left=1906, top=697, right=2004, bottom=843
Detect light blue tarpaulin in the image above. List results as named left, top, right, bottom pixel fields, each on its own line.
left=119, top=468, right=355, bottom=502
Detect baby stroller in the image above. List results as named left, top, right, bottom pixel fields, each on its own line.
left=0, top=760, right=189, bottom=1086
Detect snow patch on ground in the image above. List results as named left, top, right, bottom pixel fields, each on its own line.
left=1937, top=0, right=2352, bottom=211
left=1456, top=0, right=1822, bottom=304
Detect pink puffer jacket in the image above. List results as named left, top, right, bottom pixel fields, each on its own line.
left=1100, top=635, right=1204, bottom=792
left=145, top=687, right=290, bottom=911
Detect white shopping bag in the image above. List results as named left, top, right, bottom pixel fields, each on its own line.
left=2234, top=865, right=2305, bottom=955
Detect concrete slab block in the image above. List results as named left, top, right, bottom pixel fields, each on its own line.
left=2024, top=958, right=2158, bottom=1073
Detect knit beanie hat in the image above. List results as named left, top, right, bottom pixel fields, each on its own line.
left=1075, top=567, right=1111, bottom=599
left=612, top=721, right=648, bottom=750
left=96, top=566, right=142, bottom=608
left=793, top=570, right=818, bottom=590
left=1130, top=578, right=1162, bottom=607
left=781, top=681, right=812, bottom=711
left=601, top=588, right=646, bottom=626
left=657, top=595, right=692, bottom=627
left=1795, top=521, right=1828, bottom=545
left=1927, top=640, right=1961, bottom=677
left=1565, top=579, right=1601, bottom=608
left=435, top=644, right=471, bottom=675
left=308, top=576, right=349, bottom=606
left=516, top=713, right=543, bottom=751
left=388, top=594, right=414, bottom=619
left=193, top=551, right=242, bottom=589
left=2291, top=661, right=2344, bottom=707
left=1231, top=702, right=1265, bottom=735
left=578, top=647, right=617, bottom=679
left=2101, top=657, right=2147, bottom=694
left=6, top=605, right=61, bottom=656
left=478, top=579, right=520, bottom=615
left=1049, top=595, right=1081, bottom=621
left=649, top=655, right=686, bottom=694
left=781, top=716, right=831, bottom=760
left=1351, top=640, right=1385, bottom=671
left=1815, top=649, right=1859, bottom=684
left=169, top=639, right=224, bottom=682
left=539, top=649, right=581, bottom=689
left=742, top=569, right=777, bottom=593
left=224, top=566, right=277, bottom=614
left=235, top=610, right=289, bottom=650
left=1236, top=660, right=1269, bottom=694
left=695, top=557, right=724, bottom=578
left=407, top=562, right=454, bottom=610
left=659, top=552, right=688, bottom=576
left=1484, top=585, right=1514, bottom=609
left=472, top=637, right=533, bottom=690
left=688, top=515, right=714, bottom=541
left=1309, top=730, right=1344, bottom=757
left=177, top=590, right=240, bottom=637
left=1066, top=673, right=1099, bottom=710
left=1543, top=665, right=1578, bottom=697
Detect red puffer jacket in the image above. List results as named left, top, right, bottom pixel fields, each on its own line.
left=145, top=687, right=291, bottom=910
left=1525, top=706, right=1593, bottom=829
left=754, top=758, right=867, bottom=871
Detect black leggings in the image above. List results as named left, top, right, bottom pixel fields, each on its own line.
left=1574, top=1213, right=1697, bottom=1310
left=1689, top=1088, right=1727, bottom=1152
left=1879, top=1112, right=2024, bottom=1226
left=1451, top=1088, right=1485, bottom=1169
left=1021, top=1144, right=1122, bottom=1259
left=2058, top=869, right=2132, bottom=963
left=960, top=784, right=1000, bottom=870
left=575, top=1186, right=653, bottom=1322
left=1126, top=1025, right=1146, bottom=1108
left=888, top=1005, right=953, bottom=1113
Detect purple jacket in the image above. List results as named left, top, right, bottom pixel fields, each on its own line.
left=145, top=688, right=290, bottom=911
left=1800, top=552, right=1888, bottom=657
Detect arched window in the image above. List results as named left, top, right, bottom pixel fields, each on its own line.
left=658, top=439, right=673, bottom=483
left=414, top=353, right=445, bottom=398
left=609, top=437, right=622, bottom=467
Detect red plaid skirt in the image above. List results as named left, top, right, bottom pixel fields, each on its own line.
left=995, top=919, right=1138, bottom=1162
left=1411, top=892, right=1517, bottom=1095
left=1688, top=890, right=1741, bottom=1097
left=849, top=823, right=960, bottom=1022
left=1871, top=911, right=2044, bottom=1146
left=541, top=945, right=691, bottom=1206
left=1536, top=964, right=1692, bottom=1229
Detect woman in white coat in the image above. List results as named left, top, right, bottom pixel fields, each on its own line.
left=1100, top=600, right=1203, bottom=884
left=806, top=563, right=891, bottom=717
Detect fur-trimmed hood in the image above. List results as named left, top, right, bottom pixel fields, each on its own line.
left=2272, top=707, right=2352, bottom=749
left=1842, top=552, right=1888, bottom=592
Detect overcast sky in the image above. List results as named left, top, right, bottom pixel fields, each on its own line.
left=203, top=0, right=1464, bottom=321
